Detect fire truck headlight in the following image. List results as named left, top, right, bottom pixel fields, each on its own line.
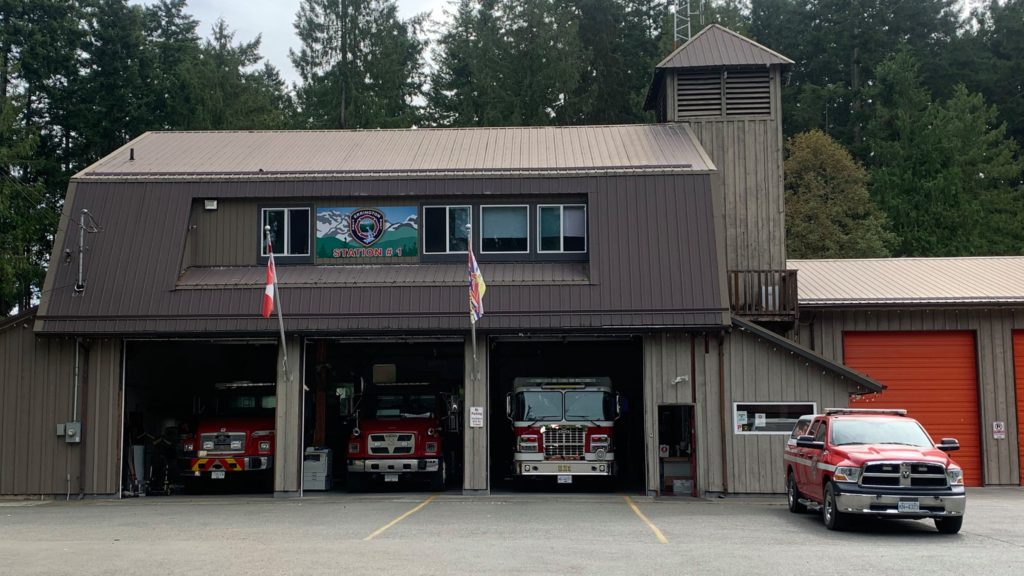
left=258, top=441, right=271, bottom=452
left=518, top=434, right=539, bottom=453
left=348, top=442, right=360, bottom=454
left=183, top=442, right=194, bottom=452
left=594, top=448, right=607, bottom=461
left=425, top=442, right=438, bottom=454
left=230, top=440, right=242, bottom=450
left=202, top=441, right=214, bottom=450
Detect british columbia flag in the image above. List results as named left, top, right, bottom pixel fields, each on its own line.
left=468, top=247, right=486, bottom=323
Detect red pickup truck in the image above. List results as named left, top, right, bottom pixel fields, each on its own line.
left=783, top=408, right=966, bottom=533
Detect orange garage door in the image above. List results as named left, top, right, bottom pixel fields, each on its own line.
left=844, top=331, right=982, bottom=487
left=1014, top=332, right=1024, bottom=485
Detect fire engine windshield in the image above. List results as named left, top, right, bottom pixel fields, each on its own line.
left=830, top=419, right=934, bottom=447
left=369, top=394, right=437, bottom=418
left=564, top=391, right=615, bottom=421
left=216, top=392, right=276, bottom=416
left=513, top=392, right=562, bottom=421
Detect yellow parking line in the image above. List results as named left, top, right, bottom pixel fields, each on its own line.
left=364, top=495, right=438, bottom=541
left=625, top=496, right=669, bottom=544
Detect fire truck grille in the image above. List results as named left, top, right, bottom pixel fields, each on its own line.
left=544, top=427, right=585, bottom=459
left=368, top=433, right=416, bottom=455
left=861, top=462, right=948, bottom=488
left=200, top=432, right=246, bottom=454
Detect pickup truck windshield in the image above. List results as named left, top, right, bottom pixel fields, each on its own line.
left=830, top=419, right=933, bottom=447
left=564, top=391, right=615, bottom=421
left=513, top=391, right=562, bottom=421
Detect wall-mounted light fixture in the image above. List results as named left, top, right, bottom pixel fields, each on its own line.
left=204, top=199, right=218, bottom=211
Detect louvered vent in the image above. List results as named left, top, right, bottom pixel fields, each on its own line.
left=675, top=71, right=722, bottom=118
left=724, top=69, right=770, bottom=116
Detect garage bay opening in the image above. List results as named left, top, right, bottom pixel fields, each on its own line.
left=489, top=338, right=644, bottom=493
left=122, top=340, right=278, bottom=495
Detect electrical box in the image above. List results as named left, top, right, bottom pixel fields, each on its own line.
left=64, top=421, right=82, bottom=443
left=303, top=447, right=332, bottom=491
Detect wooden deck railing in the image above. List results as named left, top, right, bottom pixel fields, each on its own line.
left=728, top=269, right=799, bottom=318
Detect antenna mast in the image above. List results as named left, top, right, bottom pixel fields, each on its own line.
left=673, top=0, right=705, bottom=49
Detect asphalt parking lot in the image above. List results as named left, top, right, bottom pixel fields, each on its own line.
left=1, top=488, right=1022, bottom=576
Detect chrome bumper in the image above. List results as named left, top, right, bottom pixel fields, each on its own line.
left=348, top=459, right=439, bottom=473
left=834, top=491, right=966, bottom=517
left=516, top=461, right=614, bottom=476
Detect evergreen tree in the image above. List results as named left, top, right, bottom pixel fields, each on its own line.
left=290, top=0, right=426, bottom=128
left=784, top=130, right=896, bottom=258
left=865, top=50, right=1024, bottom=256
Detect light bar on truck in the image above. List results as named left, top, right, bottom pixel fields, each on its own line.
left=825, top=408, right=907, bottom=416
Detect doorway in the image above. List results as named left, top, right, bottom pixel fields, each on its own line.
left=657, top=404, right=696, bottom=496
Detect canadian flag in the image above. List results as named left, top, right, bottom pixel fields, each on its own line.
left=262, top=251, right=276, bottom=318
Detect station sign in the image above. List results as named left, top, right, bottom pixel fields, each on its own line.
left=316, top=206, right=419, bottom=259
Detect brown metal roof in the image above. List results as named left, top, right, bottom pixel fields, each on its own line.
left=790, top=257, right=1024, bottom=306
left=178, top=263, right=590, bottom=289
left=74, top=124, right=715, bottom=182
left=656, top=24, right=793, bottom=69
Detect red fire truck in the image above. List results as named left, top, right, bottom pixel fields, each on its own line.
left=346, top=382, right=459, bottom=490
left=506, top=377, right=619, bottom=484
left=179, top=382, right=276, bottom=483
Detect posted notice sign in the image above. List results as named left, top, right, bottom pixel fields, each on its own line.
left=470, top=406, right=484, bottom=428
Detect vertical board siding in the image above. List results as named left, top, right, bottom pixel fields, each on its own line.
left=725, top=328, right=858, bottom=494
left=1, top=321, right=121, bottom=495
left=806, top=309, right=1022, bottom=485
left=845, top=332, right=983, bottom=487
left=644, top=329, right=856, bottom=495
left=688, top=118, right=784, bottom=271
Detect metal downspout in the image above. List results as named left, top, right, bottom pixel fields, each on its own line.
left=718, top=333, right=728, bottom=495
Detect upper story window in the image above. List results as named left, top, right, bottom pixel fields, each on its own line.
left=480, top=205, right=529, bottom=253
left=538, top=205, right=586, bottom=253
left=261, top=207, right=310, bottom=256
left=423, top=205, right=471, bottom=254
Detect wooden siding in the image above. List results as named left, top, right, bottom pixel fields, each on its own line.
left=39, top=175, right=728, bottom=334
left=802, top=309, right=1022, bottom=486
left=644, top=328, right=858, bottom=495
left=0, top=319, right=121, bottom=495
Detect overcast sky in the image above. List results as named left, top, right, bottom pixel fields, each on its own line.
left=132, top=0, right=451, bottom=86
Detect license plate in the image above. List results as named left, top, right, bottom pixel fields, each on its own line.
left=557, top=475, right=572, bottom=484
left=898, top=500, right=920, bottom=512
left=211, top=470, right=225, bottom=480
left=384, top=473, right=399, bottom=482
left=557, top=465, right=571, bottom=473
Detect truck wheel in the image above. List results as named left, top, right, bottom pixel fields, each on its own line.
left=430, top=460, right=446, bottom=491
left=934, top=516, right=963, bottom=534
left=787, top=473, right=807, bottom=514
left=822, top=482, right=850, bottom=531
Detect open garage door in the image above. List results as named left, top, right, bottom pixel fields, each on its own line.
left=1014, top=332, right=1024, bottom=486
left=123, top=340, right=278, bottom=495
left=304, top=340, right=464, bottom=492
left=489, top=338, right=644, bottom=492
left=844, top=331, right=983, bottom=487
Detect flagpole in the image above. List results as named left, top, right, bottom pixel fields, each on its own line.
left=467, top=224, right=478, bottom=381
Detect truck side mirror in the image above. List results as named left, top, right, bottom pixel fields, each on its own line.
left=615, top=394, right=622, bottom=421
left=795, top=435, right=825, bottom=450
left=505, top=393, right=512, bottom=420
left=937, top=438, right=960, bottom=452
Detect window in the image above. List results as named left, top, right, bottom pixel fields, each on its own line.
left=538, top=205, right=586, bottom=253
left=733, top=402, right=816, bottom=434
left=261, top=207, right=310, bottom=256
left=480, top=205, right=528, bottom=253
left=423, top=206, right=471, bottom=254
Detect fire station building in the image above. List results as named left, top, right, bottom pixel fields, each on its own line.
left=2, top=25, right=1022, bottom=498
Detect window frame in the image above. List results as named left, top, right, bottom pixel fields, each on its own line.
left=733, top=402, right=817, bottom=435
left=537, top=204, right=588, bottom=254
left=260, top=206, right=311, bottom=257
left=479, top=204, right=530, bottom=255
left=422, top=204, right=472, bottom=255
